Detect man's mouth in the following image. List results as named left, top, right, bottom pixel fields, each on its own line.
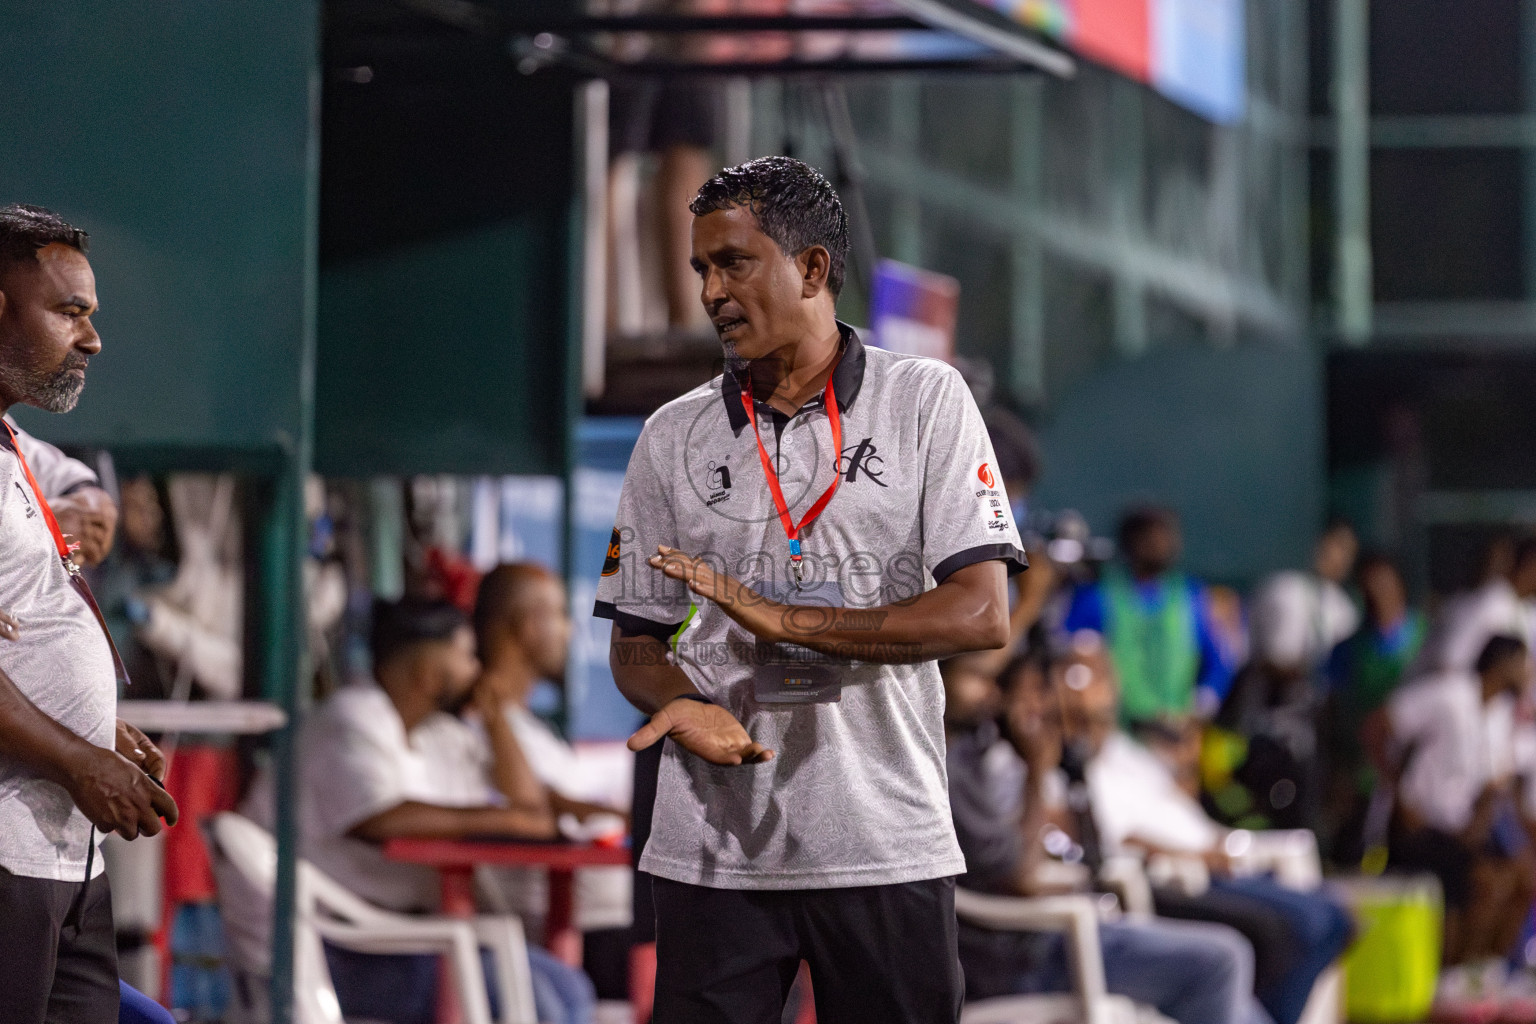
left=714, top=316, right=747, bottom=337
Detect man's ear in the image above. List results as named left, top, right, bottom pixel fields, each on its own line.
left=797, top=245, right=832, bottom=299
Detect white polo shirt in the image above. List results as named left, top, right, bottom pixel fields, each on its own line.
left=1389, top=670, right=1515, bottom=834
left=595, top=325, right=1027, bottom=890
left=268, top=685, right=499, bottom=912
left=0, top=433, right=115, bottom=881
left=1413, top=579, right=1533, bottom=676
left=1086, top=732, right=1221, bottom=855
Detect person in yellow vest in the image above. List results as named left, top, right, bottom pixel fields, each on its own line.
left=1062, top=505, right=1238, bottom=730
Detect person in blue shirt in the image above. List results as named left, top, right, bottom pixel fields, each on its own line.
left=1063, top=506, right=1236, bottom=727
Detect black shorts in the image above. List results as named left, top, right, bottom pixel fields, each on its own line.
left=0, top=867, right=119, bottom=1024
left=652, top=874, right=964, bottom=1024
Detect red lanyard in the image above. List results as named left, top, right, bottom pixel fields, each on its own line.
left=2, top=420, right=77, bottom=564
left=2, top=420, right=130, bottom=689
left=739, top=370, right=841, bottom=584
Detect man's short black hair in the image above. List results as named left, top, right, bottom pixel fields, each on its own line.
left=371, top=597, right=469, bottom=671
left=1476, top=634, right=1527, bottom=677
left=0, top=204, right=89, bottom=272
left=690, top=156, right=850, bottom=296
left=1117, top=504, right=1178, bottom=553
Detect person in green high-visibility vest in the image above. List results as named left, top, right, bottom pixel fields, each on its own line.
left=1062, top=506, right=1237, bottom=729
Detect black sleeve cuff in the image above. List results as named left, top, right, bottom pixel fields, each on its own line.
left=59, top=479, right=102, bottom=497
left=932, top=544, right=1029, bottom=584
left=593, top=600, right=685, bottom=644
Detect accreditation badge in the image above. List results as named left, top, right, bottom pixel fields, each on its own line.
left=747, top=580, right=844, bottom=706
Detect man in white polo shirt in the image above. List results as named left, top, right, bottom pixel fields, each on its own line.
left=595, top=156, right=1026, bottom=1023
left=0, top=203, right=178, bottom=1024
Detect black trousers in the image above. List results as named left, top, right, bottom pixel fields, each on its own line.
left=0, top=867, right=119, bottom=1024
left=652, top=875, right=964, bottom=1024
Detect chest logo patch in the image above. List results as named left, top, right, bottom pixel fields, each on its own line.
left=839, top=438, right=888, bottom=486
left=704, top=462, right=732, bottom=507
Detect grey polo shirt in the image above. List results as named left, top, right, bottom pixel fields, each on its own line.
left=595, top=324, right=1026, bottom=890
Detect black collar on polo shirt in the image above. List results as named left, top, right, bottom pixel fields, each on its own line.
left=721, top=321, right=867, bottom=435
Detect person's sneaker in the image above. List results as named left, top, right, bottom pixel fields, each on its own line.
left=1435, top=962, right=1506, bottom=1024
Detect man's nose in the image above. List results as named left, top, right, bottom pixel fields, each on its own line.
left=700, top=267, right=726, bottom=309
left=78, top=320, right=101, bottom=355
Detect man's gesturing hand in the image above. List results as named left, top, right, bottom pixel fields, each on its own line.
left=67, top=744, right=179, bottom=839
left=648, top=546, right=783, bottom=642
left=627, top=697, right=774, bottom=766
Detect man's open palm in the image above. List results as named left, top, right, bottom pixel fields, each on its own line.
left=628, top=697, right=774, bottom=766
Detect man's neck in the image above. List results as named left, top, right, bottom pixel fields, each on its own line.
left=748, top=320, right=842, bottom=417
left=378, top=674, right=436, bottom=734
left=480, top=649, right=539, bottom=709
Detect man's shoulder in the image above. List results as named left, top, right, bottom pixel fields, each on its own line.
left=863, top=347, right=963, bottom=394
left=645, top=377, right=730, bottom=435
left=311, top=685, right=395, bottom=736
left=416, top=708, right=487, bottom=756
left=1392, top=671, right=1473, bottom=715
left=1258, top=569, right=1307, bottom=596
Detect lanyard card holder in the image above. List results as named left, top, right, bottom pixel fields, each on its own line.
left=751, top=580, right=843, bottom=706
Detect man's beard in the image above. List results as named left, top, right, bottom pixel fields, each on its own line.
left=721, top=340, right=746, bottom=376
left=0, top=356, right=86, bottom=413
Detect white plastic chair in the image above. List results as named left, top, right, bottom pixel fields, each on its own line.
left=204, top=811, right=539, bottom=1024
left=955, top=888, right=1171, bottom=1024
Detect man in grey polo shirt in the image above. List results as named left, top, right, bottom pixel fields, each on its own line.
left=595, top=157, right=1025, bottom=1023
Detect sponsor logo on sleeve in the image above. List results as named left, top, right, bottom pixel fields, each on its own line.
left=601, top=527, right=622, bottom=576
left=977, top=462, right=995, bottom=488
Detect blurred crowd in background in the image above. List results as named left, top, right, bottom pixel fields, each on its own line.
left=75, top=375, right=1536, bottom=1024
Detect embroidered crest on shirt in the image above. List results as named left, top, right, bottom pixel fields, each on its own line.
left=839, top=438, right=888, bottom=486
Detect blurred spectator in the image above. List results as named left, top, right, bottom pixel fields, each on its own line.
left=1249, top=520, right=1359, bottom=681
left=1323, top=553, right=1424, bottom=853
left=89, top=476, right=176, bottom=695
left=473, top=563, right=633, bottom=989
left=1054, top=638, right=1353, bottom=1024
left=134, top=475, right=242, bottom=700
left=1329, top=553, right=1424, bottom=742
left=1378, top=635, right=1533, bottom=968
left=1413, top=536, right=1536, bottom=677
left=942, top=653, right=1274, bottom=1024
left=1062, top=506, right=1236, bottom=728
left=246, top=598, right=593, bottom=1024
left=606, top=0, right=721, bottom=339
left=1213, top=522, right=1360, bottom=834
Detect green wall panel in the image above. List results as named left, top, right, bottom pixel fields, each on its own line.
left=1033, top=341, right=1323, bottom=587
left=314, top=213, right=569, bottom=476
left=311, top=45, right=576, bottom=479
left=1, top=2, right=318, bottom=452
